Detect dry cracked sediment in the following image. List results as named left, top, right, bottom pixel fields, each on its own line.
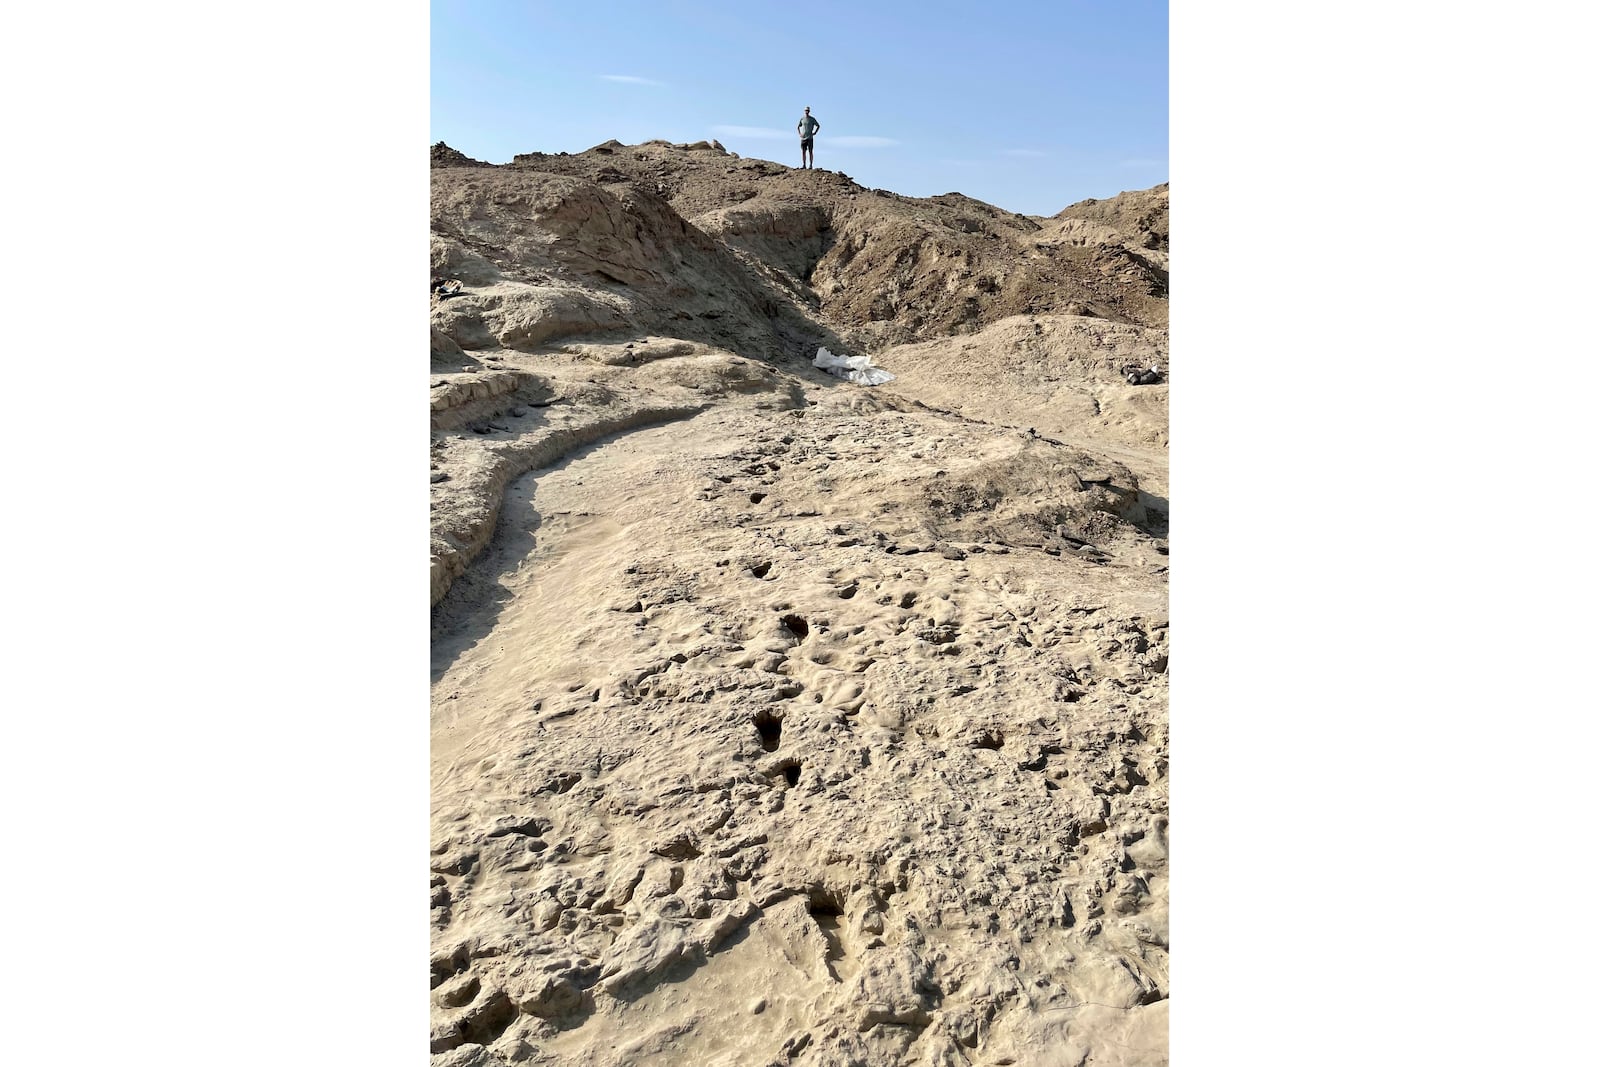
left=430, top=333, right=1169, bottom=1066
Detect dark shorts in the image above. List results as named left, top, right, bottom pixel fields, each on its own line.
left=800, top=137, right=814, bottom=150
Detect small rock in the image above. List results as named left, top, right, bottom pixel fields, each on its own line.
left=435, top=971, right=479, bottom=1008
left=519, top=974, right=582, bottom=1019
left=650, top=830, right=701, bottom=859
left=533, top=899, right=563, bottom=932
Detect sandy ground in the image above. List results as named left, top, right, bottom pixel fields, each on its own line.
left=430, top=333, right=1168, bottom=1067
left=430, top=141, right=1169, bottom=1066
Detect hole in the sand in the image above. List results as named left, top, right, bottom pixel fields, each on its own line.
left=783, top=763, right=801, bottom=786
left=751, top=561, right=773, bottom=579
left=457, top=990, right=518, bottom=1046
left=807, top=892, right=848, bottom=971
left=487, top=817, right=548, bottom=839
left=750, top=491, right=767, bottom=504
left=808, top=894, right=844, bottom=919
left=781, top=614, right=809, bottom=640
left=899, top=591, right=918, bottom=609
left=754, top=710, right=783, bottom=752
left=837, top=584, right=858, bottom=600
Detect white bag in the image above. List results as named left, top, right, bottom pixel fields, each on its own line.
left=813, top=346, right=895, bottom=386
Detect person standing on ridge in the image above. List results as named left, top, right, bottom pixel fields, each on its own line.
left=797, top=106, right=820, bottom=169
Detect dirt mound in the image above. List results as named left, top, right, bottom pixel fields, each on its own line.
left=1054, top=184, right=1169, bottom=252
left=430, top=166, right=842, bottom=364
left=476, top=139, right=1167, bottom=350
left=878, top=313, right=1171, bottom=457
left=432, top=141, right=493, bottom=168
left=1044, top=184, right=1170, bottom=301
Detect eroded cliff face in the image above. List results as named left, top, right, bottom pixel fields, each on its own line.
left=430, top=141, right=1169, bottom=1067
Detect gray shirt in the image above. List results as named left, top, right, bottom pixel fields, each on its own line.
left=798, top=113, right=820, bottom=139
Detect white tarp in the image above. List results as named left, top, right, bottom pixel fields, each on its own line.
left=813, top=346, right=895, bottom=386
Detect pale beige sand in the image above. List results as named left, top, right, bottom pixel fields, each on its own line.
left=431, top=142, right=1168, bottom=1066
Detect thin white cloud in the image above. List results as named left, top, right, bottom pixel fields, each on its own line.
left=712, top=125, right=791, bottom=140
left=601, top=74, right=666, bottom=87
left=1001, top=149, right=1049, bottom=158
left=832, top=136, right=899, bottom=148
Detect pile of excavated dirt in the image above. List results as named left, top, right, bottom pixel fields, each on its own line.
left=431, top=140, right=1169, bottom=1067
left=439, top=138, right=1167, bottom=352
left=434, top=141, right=495, bottom=168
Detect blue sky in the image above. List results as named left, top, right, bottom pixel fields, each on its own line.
left=431, top=0, right=1167, bottom=217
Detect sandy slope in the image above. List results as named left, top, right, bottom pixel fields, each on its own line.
left=430, top=142, right=1169, bottom=1066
